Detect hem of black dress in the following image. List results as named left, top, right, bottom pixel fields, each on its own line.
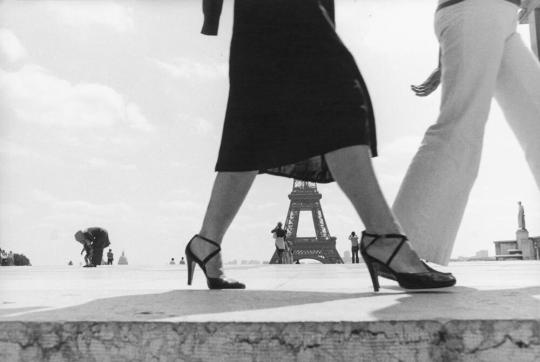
left=215, top=140, right=376, bottom=183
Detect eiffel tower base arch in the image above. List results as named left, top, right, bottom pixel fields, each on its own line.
left=269, top=180, right=343, bottom=264
left=270, top=237, right=343, bottom=264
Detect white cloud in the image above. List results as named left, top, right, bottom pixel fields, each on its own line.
left=178, top=114, right=216, bottom=135
left=0, top=65, right=154, bottom=131
left=0, top=139, right=61, bottom=164
left=249, top=202, right=279, bottom=211
left=31, top=188, right=134, bottom=224
left=0, top=203, right=25, bottom=218
left=49, top=2, right=135, bottom=33
left=85, top=157, right=113, bottom=169
left=0, top=28, right=27, bottom=71
left=194, top=117, right=215, bottom=135
left=32, top=189, right=56, bottom=204
left=158, top=200, right=204, bottom=213
left=120, top=164, right=137, bottom=171
left=150, top=57, right=227, bottom=80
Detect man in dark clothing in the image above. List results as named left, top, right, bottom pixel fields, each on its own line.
left=107, top=249, right=114, bottom=265
left=75, top=227, right=111, bottom=267
left=79, top=238, right=94, bottom=267
left=271, top=222, right=287, bottom=264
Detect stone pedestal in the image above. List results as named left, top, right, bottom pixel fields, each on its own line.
left=516, top=229, right=534, bottom=260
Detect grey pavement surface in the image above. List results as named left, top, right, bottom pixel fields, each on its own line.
left=0, top=261, right=539, bottom=322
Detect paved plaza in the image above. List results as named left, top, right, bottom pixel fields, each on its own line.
left=0, top=261, right=539, bottom=361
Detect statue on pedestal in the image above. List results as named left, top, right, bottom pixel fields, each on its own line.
left=518, top=201, right=527, bottom=231
left=516, top=201, right=534, bottom=259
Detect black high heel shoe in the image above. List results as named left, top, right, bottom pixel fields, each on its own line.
left=360, top=231, right=456, bottom=292
left=375, top=260, right=453, bottom=281
left=185, top=234, right=245, bottom=289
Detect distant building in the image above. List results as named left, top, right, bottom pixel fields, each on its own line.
left=474, top=250, right=489, bottom=258
left=118, top=251, right=128, bottom=265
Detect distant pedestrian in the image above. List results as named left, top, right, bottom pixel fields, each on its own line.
left=170, top=258, right=176, bottom=265
left=271, top=222, right=287, bottom=264
left=349, top=231, right=359, bottom=263
left=0, top=248, right=6, bottom=265
left=79, top=239, right=94, bottom=267
left=74, top=227, right=111, bottom=267
left=107, top=249, right=114, bottom=265
left=179, top=257, right=185, bottom=265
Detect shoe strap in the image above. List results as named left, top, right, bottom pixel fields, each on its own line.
left=360, top=231, right=381, bottom=253
left=192, top=234, right=222, bottom=265
left=361, top=231, right=408, bottom=266
left=385, top=236, right=407, bottom=267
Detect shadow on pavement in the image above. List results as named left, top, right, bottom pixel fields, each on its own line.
left=371, top=286, right=540, bottom=320
left=3, top=285, right=539, bottom=322
left=1, top=290, right=374, bottom=321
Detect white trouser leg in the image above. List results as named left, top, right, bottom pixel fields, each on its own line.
left=495, top=32, right=540, bottom=189
left=392, top=0, right=517, bottom=265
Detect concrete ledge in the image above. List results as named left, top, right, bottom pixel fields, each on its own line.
left=2, top=263, right=539, bottom=361
left=1, top=320, right=539, bottom=362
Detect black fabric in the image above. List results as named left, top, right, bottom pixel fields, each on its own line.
left=272, top=227, right=287, bottom=238
left=91, top=248, right=104, bottom=266
left=351, top=246, right=360, bottom=263
left=201, top=0, right=223, bottom=35
left=84, top=227, right=109, bottom=266
left=215, top=0, right=377, bottom=183
left=85, top=227, right=110, bottom=249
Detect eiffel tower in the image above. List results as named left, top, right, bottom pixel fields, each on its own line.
left=269, top=180, right=343, bottom=264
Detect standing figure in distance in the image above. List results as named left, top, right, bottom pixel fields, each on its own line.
left=271, top=222, right=288, bottom=264
left=349, top=231, right=360, bottom=264
left=75, top=227, right=111, bottom=267
left=107, top=249, right=114, bottom=265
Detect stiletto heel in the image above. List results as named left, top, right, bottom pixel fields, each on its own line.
left=185, top=234, right=245, bottom=290
left=364, top=258, right=380, bottom=292
left=360, top=231, right=456, bottom=291
left=186, top=253, right=196, bottom=286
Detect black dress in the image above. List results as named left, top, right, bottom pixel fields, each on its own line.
left=207, top=0, right=377, bottom=183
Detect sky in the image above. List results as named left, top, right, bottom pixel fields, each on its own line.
left=0, top=0, right=539, bottom=266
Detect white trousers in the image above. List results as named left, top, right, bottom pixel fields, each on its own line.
left=393, top=0, right=540, bottom=265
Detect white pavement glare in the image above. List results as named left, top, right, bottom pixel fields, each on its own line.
left=0, top=261, right=539, bottom=323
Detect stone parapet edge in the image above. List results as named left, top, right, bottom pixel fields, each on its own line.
left=1, top=319, right=539, bottom=361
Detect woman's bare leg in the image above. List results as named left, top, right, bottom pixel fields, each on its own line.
left=325, top=145, right=427, bottom=273
left=190, top=171, right=257, bottom=277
